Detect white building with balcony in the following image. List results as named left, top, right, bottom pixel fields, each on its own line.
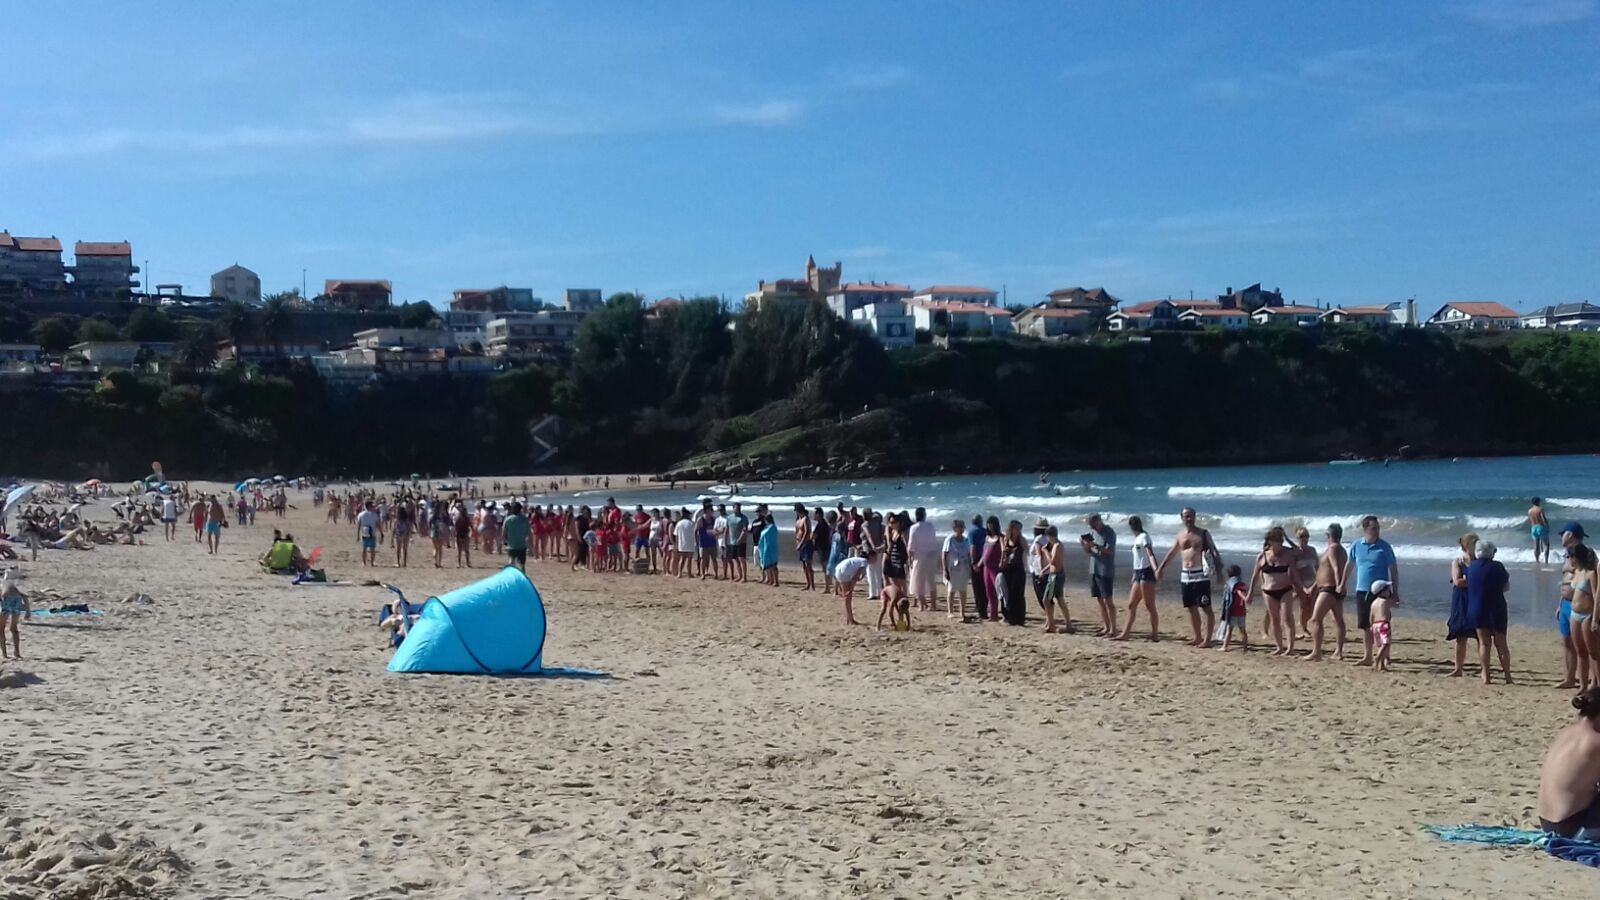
left=848, top=301, right=915, bottom=350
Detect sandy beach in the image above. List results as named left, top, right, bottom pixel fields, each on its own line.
left=2, top=484, right=1594, bottom=898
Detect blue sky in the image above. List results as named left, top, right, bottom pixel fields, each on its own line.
left=2, top=0, right=1596, bottom=310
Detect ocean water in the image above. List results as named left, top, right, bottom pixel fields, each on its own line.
left=560, top=455, right=1600, bottom=631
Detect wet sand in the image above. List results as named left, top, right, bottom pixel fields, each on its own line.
left=0, top=484, right=1591, bottom=898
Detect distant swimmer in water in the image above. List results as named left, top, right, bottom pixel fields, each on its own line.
left=1039, top=471, right=1051, bottom=485
left=1530, top=497, right=1551, bottom=565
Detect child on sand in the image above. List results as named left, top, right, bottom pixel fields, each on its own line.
left=1219, top=564, right=1249, bottom=651
left=1, top=574, right=29, bottom=659
left=878, top=581, right=911, bottom=632
left=1368, top=580, right=1398, bottom=671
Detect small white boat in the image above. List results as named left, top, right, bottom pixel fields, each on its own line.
left=1328, top=459, right=1366, bottom=466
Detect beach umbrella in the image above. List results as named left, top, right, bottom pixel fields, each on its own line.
left=234, top=481, right=248, bottom=493
left=82, top=478, right=101, bottom=487
left=1, top=484, right=35, bottom=523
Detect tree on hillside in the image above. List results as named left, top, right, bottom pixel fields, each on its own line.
left=32, top=316, right=76, bottom=355
left=0, top=301, right=31, bottom=343
left=263, top=288, right=303, bottom=307
left=179, top=322, right=220, bottom=372
left=259, top=294, right=295, bottom=356
left=397, top=301, right=441, bottom=330
left=77, top=317, right=120, bottom=343
left=219, top=300, right=258, bottom=344
left=569, top=293, right=650, bottom=409
left=125, top=307, right=180, bottom=342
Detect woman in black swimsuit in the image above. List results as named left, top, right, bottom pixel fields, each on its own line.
left=1249, top=527, right=1299, bottom=656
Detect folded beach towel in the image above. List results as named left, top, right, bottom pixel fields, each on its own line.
left=31, top=607, right=105, bottom=617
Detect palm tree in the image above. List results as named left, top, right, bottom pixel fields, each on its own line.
left=259, top=295, right=293, bottom=359
left=180, top=326, right=218, bottom=372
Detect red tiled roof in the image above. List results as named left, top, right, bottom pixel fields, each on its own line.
left=1119, top=300, right=1172, bottom=315
left=1025, top=308, right=1090, bottom=319
left=838, top=283, right=912, bottom=293
left=0, top=232, right=13, bottom=249
left=916, top=285, right=997, bottom=296
left=1181, top=308, right=1248, bottom=318
left=909, top=298, right=995, bottom=313
left=1253, top=305, right=1322, bottom=315
left=1048, top=286, right=1116, bottom=302
left=75, top=241, right=131, bottom=257
left=325, top=280, right=392, bottom=292
left=1443, top=301, right=1519, bottom=318
left=14, top=236, right=61, bottom=252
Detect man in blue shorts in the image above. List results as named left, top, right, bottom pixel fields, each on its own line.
left=1342, top=515, right=1398, bottom=667
left=1530, top=498, right=1551, bottom=565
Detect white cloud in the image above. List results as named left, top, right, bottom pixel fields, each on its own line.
left=709, top=100, right=805, bottom=127
left=1456, top=0, right=1596, bottom=28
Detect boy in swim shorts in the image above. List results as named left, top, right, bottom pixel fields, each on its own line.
left=1368, top=580, right=1398, bottom=672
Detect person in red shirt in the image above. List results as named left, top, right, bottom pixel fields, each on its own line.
left=1219, top=564, right=1250, bottom=652
left=632, top=505, right=651, bottom=568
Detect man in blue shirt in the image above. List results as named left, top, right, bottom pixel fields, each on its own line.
left=967, top=513, right=990, bottom=622
left=1342, top=514, right=1398, bottom=667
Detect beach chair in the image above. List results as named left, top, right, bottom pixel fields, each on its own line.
left=377, top=584, right=423, bottom=648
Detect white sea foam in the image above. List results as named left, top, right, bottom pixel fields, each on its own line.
left=697, top=494, right=855, bottom=506
left=1467, top=514, right=1529, bottom=530
left=1168, top=484, right=1297, bottom=499
left=986, top=494, right=1105, bottom=508
left=1550, top=497, right=1600, bottom=511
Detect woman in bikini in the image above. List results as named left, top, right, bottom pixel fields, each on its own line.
left=1248, top=526, right=1299, bottom=656
left=1292, top=526, right=1319, bottom=639
left=1573, top=541, right=1600, bottom=691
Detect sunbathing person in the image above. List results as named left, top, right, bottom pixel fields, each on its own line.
left=1539, top=686, right=1600, bottom=840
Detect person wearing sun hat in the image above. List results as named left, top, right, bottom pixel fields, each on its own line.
left=1029, top=517, right=1051, bottom=612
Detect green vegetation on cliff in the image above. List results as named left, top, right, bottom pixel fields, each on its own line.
left=1, top=292, right=1595, bottom=480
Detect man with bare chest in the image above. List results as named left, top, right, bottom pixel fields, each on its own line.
left=1156, top=507, right=1221, bottom=647
left=1305, top=523, right=1351, bottom=661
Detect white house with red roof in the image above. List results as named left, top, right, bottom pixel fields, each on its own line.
left=1178, top=307, right=1251, bottom=330
left=825, top=282, right=913, bottom=319
left=1013, top=306, right=1091, bottom=338
left=1319, top=305, right=1396, bottom=326
left=907, top=298, right=1013, bottom=338
left=1425, top=301, right=1520, bottom=330
left=912, top=285, right=999, bottom=306
left=1248, top=305, right=1322, bottom=327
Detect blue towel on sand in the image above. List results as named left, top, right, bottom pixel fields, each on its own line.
left=1428, top=824, right=1600, bottom=868
left=1546, top=836, right=1600, bottom=868
left=1425, top=825, right=1547, bottom=847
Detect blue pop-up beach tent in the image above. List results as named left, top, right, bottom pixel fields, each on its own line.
left=387, top=567, right=546, bottom=674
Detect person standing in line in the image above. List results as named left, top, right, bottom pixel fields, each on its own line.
left=1557, top=524, right=1593, bottom=689
left=967, top=513, right=991, bottom=622
left=1530, top=498, right=1551, bottom=565
left=758, top=512, right=781, bottom=586
left=674, top=509, right=696, bottom=579
left=1292, top=525, right=1319, bottom=640
left=1117, top=515, right=1160, bottom=641
left=1028, top=518, right=1050, bottom=614
left=883, top=515, right=909, bottom=594
left=1304, top=524, right=1350, bottom=662
left=906, top=507, right=941, bottom=613
left=1082, top=513, right=1117, bottom=637
left=1155, top=507, right=1222, bottom=648
left=810, top=508, right=831, bottom=591
left=942, top=518, right=971, bottom=620
left=1000, top=520, right=1029, bottom=626
left=1247, top=527, right=1299, bottom=656
left=714, top=504, right=731, bottom=580
left=1467, top=541, right=1513, bottom=684
left=1040, top=525, right=1071, bottom=633
left=503, top=502, right=529, bottom=574
left=825, top=510, right=846, bottom=592
left=697, top=502, right=719, bottom=580
left=1446, top=533, right=1481, bottom=677
left=1341, top=515, right=1397, bottom=668
left=980, top=516, right=1004, bottom=623
left=728, top=502, right=750, bottom=583
left=795, top=503, right=816, bottom=591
